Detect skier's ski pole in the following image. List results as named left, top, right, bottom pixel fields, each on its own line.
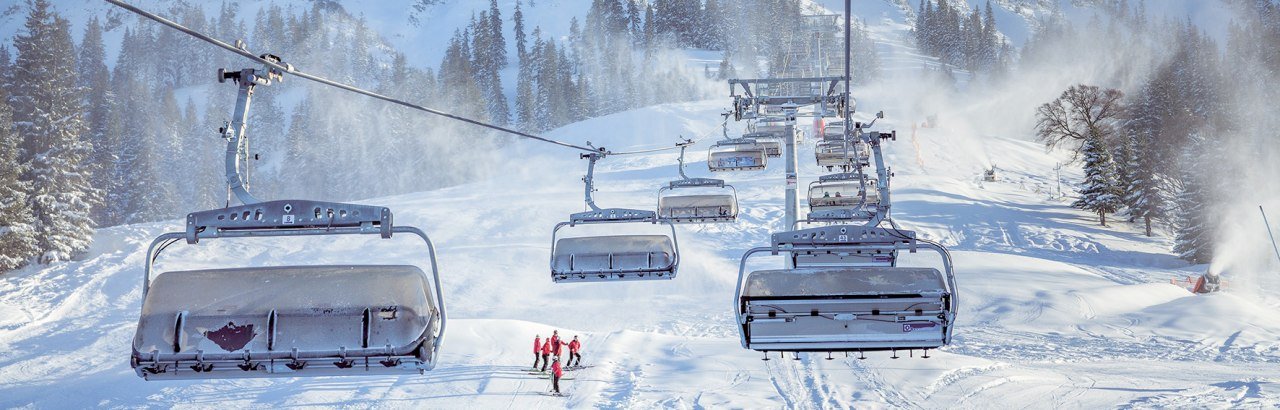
left=1263, top=206, right=1280, bottom=267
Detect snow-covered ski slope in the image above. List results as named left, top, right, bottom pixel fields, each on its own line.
left=4, top=1, right=1280, bottom=409
left=4, top=93, right=1280, bottom=407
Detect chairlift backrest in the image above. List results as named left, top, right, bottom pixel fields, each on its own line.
left=742, top=132, right=783, bottom=157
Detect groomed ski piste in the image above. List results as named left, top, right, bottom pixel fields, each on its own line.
left=4, top=1, right=1280, bottom=409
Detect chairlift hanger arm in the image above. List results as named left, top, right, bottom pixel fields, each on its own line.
left=105, top=0, right=599, bottom=155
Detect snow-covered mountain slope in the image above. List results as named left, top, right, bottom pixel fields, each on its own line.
left=4, top=87, right=1280, bottom=407
left=3, top=1, right=1280, bottom=408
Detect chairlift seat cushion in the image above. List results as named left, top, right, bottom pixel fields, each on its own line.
left=134, top=265, right=437, bottom=361
left=553, top=235, right=675, bottom=274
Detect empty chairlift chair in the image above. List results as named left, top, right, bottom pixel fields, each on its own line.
left=132, top=200, right=447, bottom=380
left=742, top=132, right=783, bottom=158
left=755, top=116, right=798, bottom=143
left=657, top=144, right=739, bottom=224
left=822, top=121, right=846, bottom=142
left=552, top=152, right=680, bottom=282
left=708, top=139, right=768, bottom=172
left=734, top=225, right=957, bottom=356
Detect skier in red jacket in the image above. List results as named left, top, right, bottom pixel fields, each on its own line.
left=551, top=357, right=564, bottom=394
left=567, top=335, right=582, bottom=367
left=550, top=330, right=567, bottom=359
left=539, top=339, right=552, bottom=372
left=532, top=334, right=542, bottom=370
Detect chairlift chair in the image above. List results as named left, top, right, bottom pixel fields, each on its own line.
left=134, top=201, right=446, bottom=380
left=552, top=152, right=680, bottom=282
left=657, top=144, right=739, bottom=224
left=816, top=140, right=856, bottom=169
left=132, top=67, right=445, bottom=380
left=805, top=174, right=880, bottom=223
left=817, top=119, right=870, bottom=168
left=754, top=116, right=799, bottom=143
left=755, top=123, right=788, bottom=136
left=822, top=122, right=846, bottom=142
left=742, top=131, right=783, bottom=157
left=734, top=225, right=957, bottom=354
left=708, top=139, right=768, bottom=172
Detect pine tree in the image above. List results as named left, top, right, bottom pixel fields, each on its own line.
left=10, top=0, right=99, bottom=263
left=642, top=3, right=657, bottom=48
left=1072, top=133, right=1124, bottom=226
left=0, top=46, right=11, bottom=89
left=467, top=12, right=509, bottom=126
left=981, top=0, right=998, bottom=70
left=514, top=0, right=528, bottom=65
left=626, top=0, right=643, bottom=46
left=487, top=0, right=507, bottom=68
left=534, top=39, right=560, bottom=131
left=77, top=16, right=116, bottom=225
left=1123, top=135, right=1168, bottom=237
left=0, top=88, right=38, bottom=272
left=439, top=29, right=486, bottom=120
left=1173, top=137, right=1213, bottom=263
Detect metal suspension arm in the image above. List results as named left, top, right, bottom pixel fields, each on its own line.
left=221, top=69, right=266, bottom=205
left=218, top=65, right=284, bottom=206
left=675, top=141, right=696, bottom=181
